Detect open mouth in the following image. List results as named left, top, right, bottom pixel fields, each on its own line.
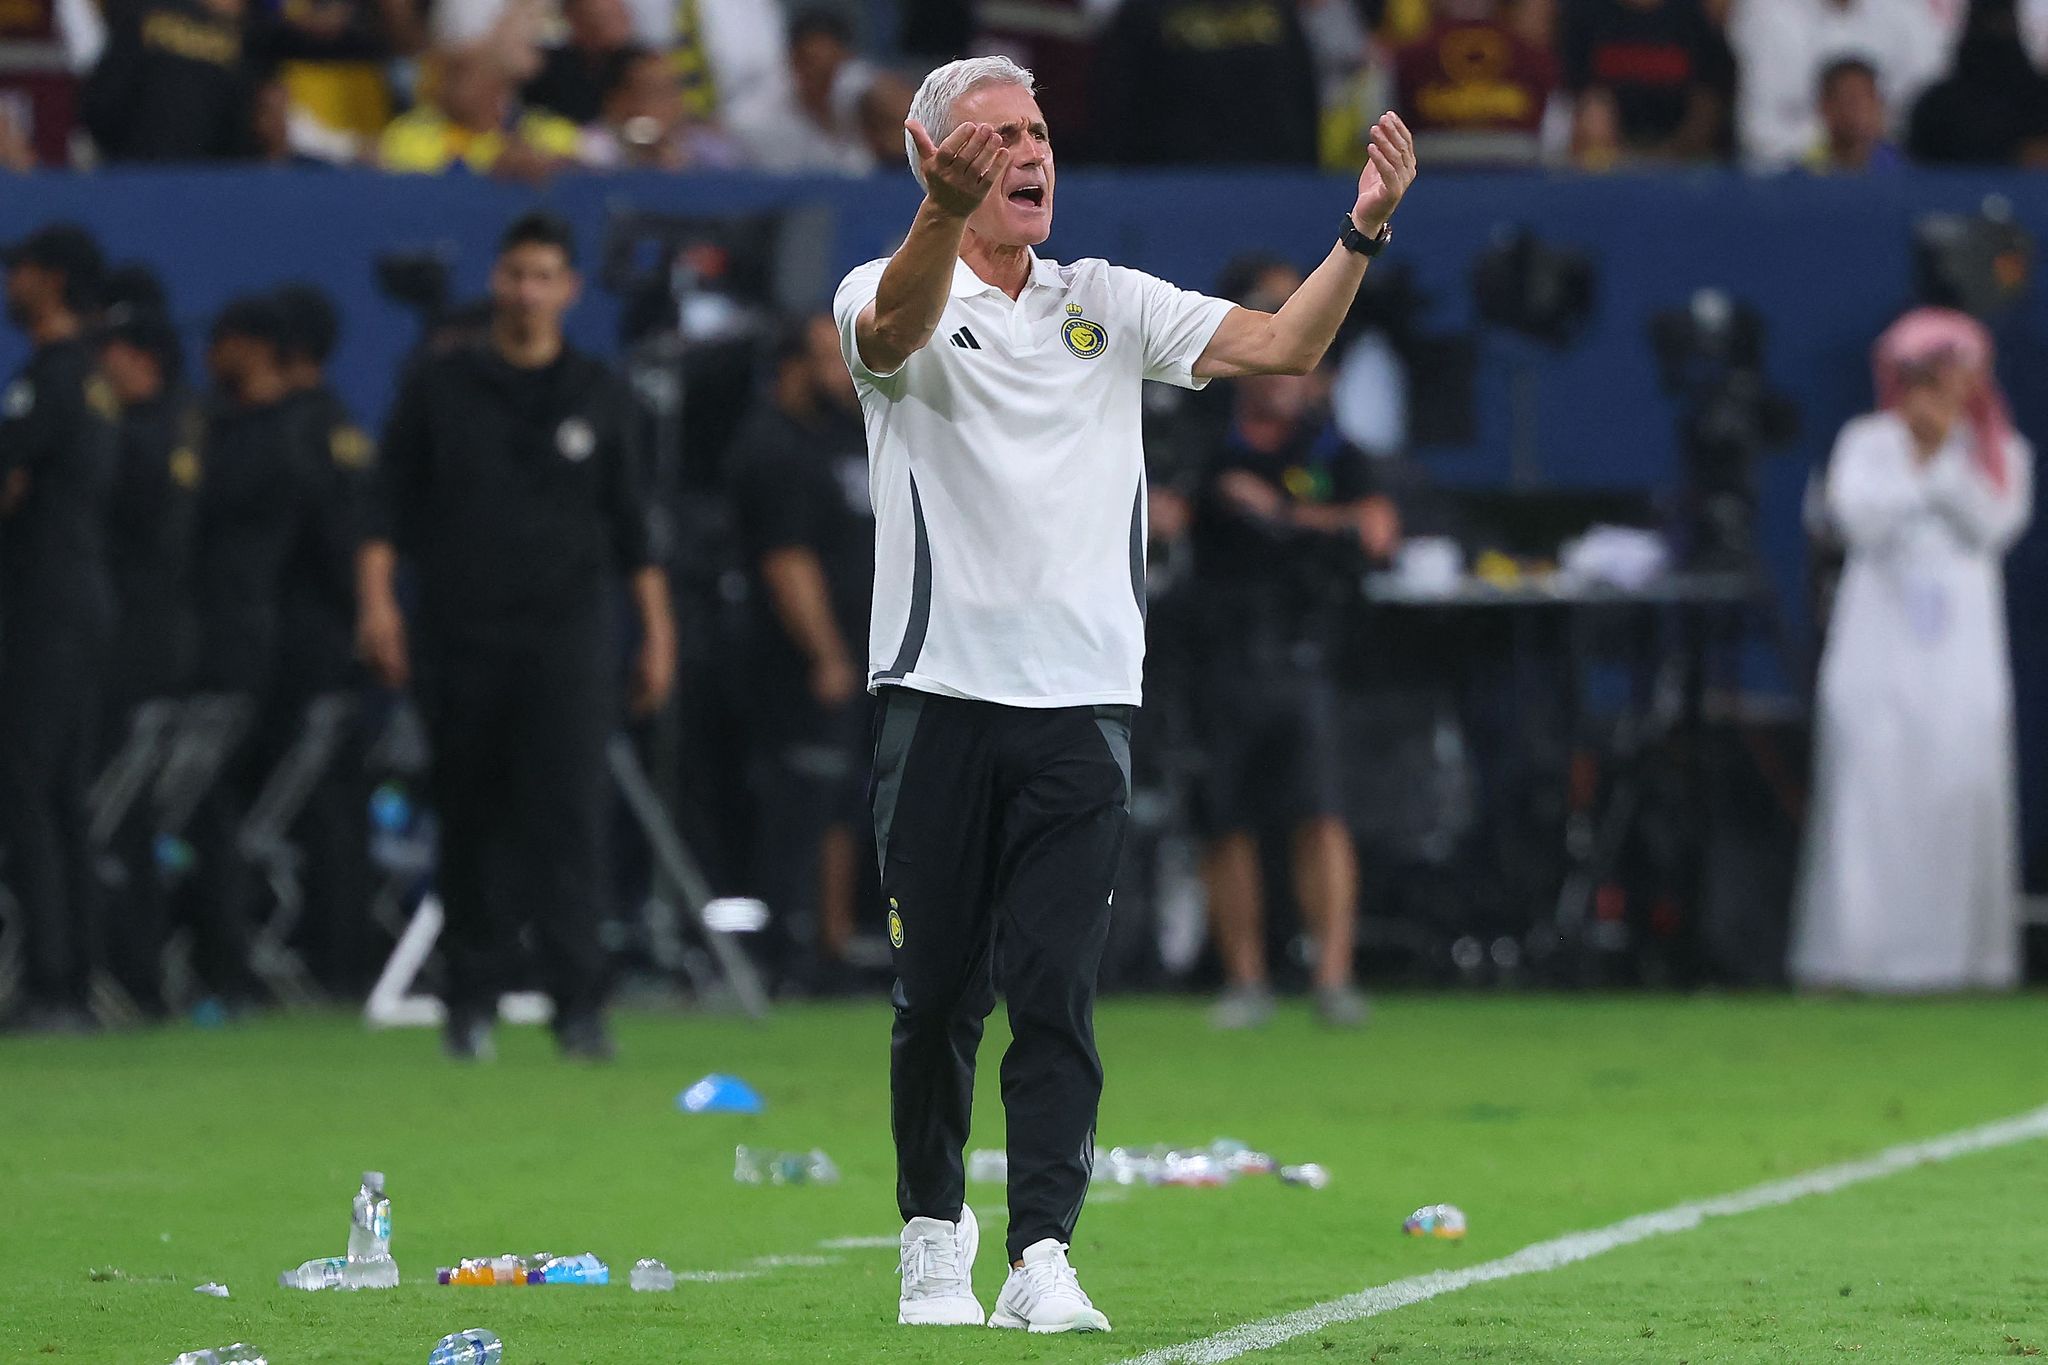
left=1007, top=185, right=1046, bottom=208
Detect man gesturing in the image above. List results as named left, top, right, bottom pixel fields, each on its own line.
left=837, top=55, right=1415, bottom=1334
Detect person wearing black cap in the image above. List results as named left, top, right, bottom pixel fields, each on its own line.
left=95, top=294, right=203, bottom=1015
left=178, top=293, right=342, bottom=1009
left=271, top=281, right=378, bottom=996
left=0, top=223, right=119, bottom=1032
left=356, top=211, right=675, bottom=1063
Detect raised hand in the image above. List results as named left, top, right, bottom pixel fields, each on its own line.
left=907, top=118, right=1011, bottom=220
left=1353, top=112, right=1418, bottom=236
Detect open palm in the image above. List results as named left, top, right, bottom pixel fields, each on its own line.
left=1353, top=112, right=1418, bottom=234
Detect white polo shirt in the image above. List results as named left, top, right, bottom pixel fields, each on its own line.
left=834, top=251, right=1234, bottom=708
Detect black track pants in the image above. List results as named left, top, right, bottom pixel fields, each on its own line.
left=871, top=688, right=1132, bottom=1262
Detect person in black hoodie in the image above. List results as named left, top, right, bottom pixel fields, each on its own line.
left=83, top=0, right=260, bottom=161
left=1909, top=0, right=2048, bottom=166
left=0, top=224, right=118, bottom=1032
left=1100, top=0, right=1321, bottom=165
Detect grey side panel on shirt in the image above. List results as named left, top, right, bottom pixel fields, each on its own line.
left=870, top=688, right=926, bottom=867
left=876, top=470, right=933, bottom=683
left=1128, top=479, right=1147, bottom=620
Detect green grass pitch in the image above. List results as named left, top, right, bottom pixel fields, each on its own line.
left=4, top=995, right=2047, bottom=1363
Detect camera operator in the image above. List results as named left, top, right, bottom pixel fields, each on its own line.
left=1191, top=365, right=1396, bottom=1030
left=0, top=225, right=118, bottom=1033
left=729, top=313, right=873, bottom=993
left=356, top=212, right=675, bottom=1062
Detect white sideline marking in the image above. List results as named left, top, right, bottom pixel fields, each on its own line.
left=1116, top=1103, right=2048, bottom=1365
left=820, top=1236, right=898, bottom=1250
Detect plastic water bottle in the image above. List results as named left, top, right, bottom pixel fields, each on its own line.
left=629, top=1258, right=676, bottom=1292
left=170, top=1346, right=267, bottom=1365
left=427, top=1328, right=502, bottom=1365
left=967, top=1149, right=1008, bottom=1184
left=344, top=1171, right=399, bottom=1289
left=531, top=1252, right=608, bottom=1286
left=279, top=1256, right=348, bottom=1291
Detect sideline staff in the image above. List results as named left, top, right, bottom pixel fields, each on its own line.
left=0, top=224, right=117, bottom=1033
left=357, top=212, right=675, bottom=1063
left=842, top=57, right=1414, bottom=1332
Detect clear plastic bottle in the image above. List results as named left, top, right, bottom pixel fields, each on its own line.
left=967, top=1149, right=1008, bottom=1183
left=427, top=1328, right=502, bottom=1365
left=279, top=1256, right=348, bottom=1291
left=629, top=1258, right=676, bottom=1292
left=344, top=1171, right=399, bottom=1289
left=170, top=1345, right=268, bottom=1365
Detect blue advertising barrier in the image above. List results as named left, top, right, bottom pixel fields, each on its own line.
left=2, top=166, right=2045, bottom=860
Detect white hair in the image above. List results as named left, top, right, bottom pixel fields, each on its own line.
left=904, top=55, right=1037, bottom=188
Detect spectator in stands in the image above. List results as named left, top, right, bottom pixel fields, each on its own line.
left=1561, top=0, right=1734, bottom=162
left=379, top=44, right=579, bottom=177
left=1393, top=0, right=1559, bottom=165
left=577, top=44, right=742, bottom=170
left=95, top=293, right=198, bottom=1018
left=1928, top=0, right=2048, bottom=65
left=1805, top=56, right=1904, bottom=172
left=0, top=224, right=116, bottom=1034
left=1728, top=0, right=1944, bottom=170
left=1794, top=308, right=2033, bottom=992
left=82, top=0, right=260, bottom=160
left=1908, top=0, right=2048, bottom=166
left=852, top=66, right=915, bottom=170
left=729, top=313, right=874, bottom=993
left=261, top=0, right=425, bottom=158
left=0, top=105, right=34, bottom=171
left=728, top=7, right=873, bottom=173
left=1100, top=0, right=1321, bottom=165
left=523, top=0, right=635, bottom=125
left=1191, top=361, right=1396, bottom=1030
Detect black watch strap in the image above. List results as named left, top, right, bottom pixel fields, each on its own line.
left=1339, top=215, right=1393, bottom=257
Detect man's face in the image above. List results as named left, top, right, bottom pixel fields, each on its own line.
left=608, top=54, right=683, bottom=131
left=951, top=82, right=1054, bottom=248
left=804, top=314, right=856, bottom=411
left=491, top=242, right=579, bottom=333
left=1821, top=70, right=1884, bottom=149
left=100, top=339, right=162, bottom=405
left=567, top=0, right=630, bottom=50
left=790, top=32, right=846, bottom=111
left=442, top=51, right=509, bottom=130
left=3, top=262, right=55, bottom=329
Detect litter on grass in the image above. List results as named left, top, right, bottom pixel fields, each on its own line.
left=1404, top=1202, right=1468, bottom=1239
left=428, top=1328, right=502, bottom=1365
left=678, top=1073, right=764, bottom=1114
left=1280, top=1162, right=1332, bottom=1189
left=630, top=1258, right=678, bottom=1292
left=734, top=1145, right=839, bottom=1185
left=90, top=1267, right=179, bottom=1284
left=193, top=1282, right=230, bottom=1298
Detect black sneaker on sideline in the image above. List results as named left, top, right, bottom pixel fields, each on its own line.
left=553, top=1011, right=616, bottom=1063
left=443, top=1010, right=497, bottom=1062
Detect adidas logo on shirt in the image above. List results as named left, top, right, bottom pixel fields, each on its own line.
left=948, top=327, right=982, bottom=351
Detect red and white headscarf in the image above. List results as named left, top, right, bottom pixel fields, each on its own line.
left=1872, top=307, right=2016, bottom=494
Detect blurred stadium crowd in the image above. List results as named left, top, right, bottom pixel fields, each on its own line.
left=0, top=0, right=2046, bottom=175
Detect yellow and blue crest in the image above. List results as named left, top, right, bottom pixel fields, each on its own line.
left=1061, top=314, right=1108, bottom=360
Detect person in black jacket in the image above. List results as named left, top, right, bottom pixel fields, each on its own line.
left=270, top=282, right=380, bottom=996
left=180, top=295, right=340, bottom=1008
left=82, top=0, right=259, bottom=161
left=95, top=297, right=202, bottom=1016
left=0, top=224, right=118, bottom=1033
left=1101, top=0, right=1320, bottom=166
left=356, top=212, right=675, bottom=1062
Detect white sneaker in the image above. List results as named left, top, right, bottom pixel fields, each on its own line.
left=897, top=1205, right=984, bottom=1326
left=987, top=1238, right=1113, bottom=1333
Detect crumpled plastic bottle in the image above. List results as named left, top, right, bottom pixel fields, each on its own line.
left=1403, top=1203, right=1467, bottom=1239
left=733, top=1145, right=839, bottom=1186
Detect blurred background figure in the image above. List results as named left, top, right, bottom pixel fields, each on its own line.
left=1794, top=309, right=2033, bottom=993
left=1391, top=0, right=1559, bottom=167
left=378, top=42, right=577, bottom=177
left=1805, top=56, right=1904, bottom=173
left=1562, top=0, right=1734, bottom=164
left=727, top=7, right=874, bottom=174
left=82, top=0, right=259, bottom=160
left=94, top=276, right=200, bottom=1017
left=523, top=0, right=635, bottom=124
left=729, top=313, right=872, bottom=993
left=1907, top=0, right=2048, bottom=167
left=1100, top=0, right=1321, bottom=166
left=576, top=43, right=741, bottom=170
left=1191, top=359, right=1398, bottom=1030
left=0, top=223, right=116, bottom=1033
left=1728, top=0, right=1944, bottom=170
